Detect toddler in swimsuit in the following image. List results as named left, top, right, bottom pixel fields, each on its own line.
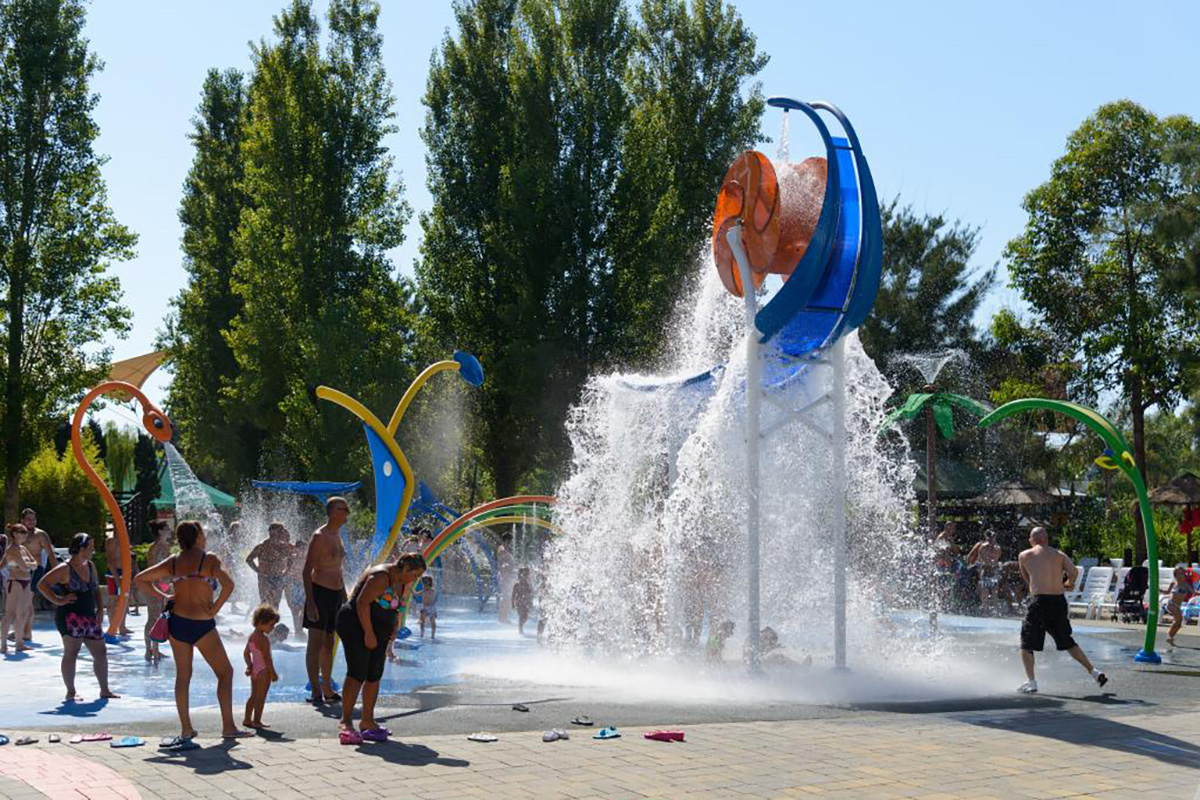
left=243, top=604, right=281, bottom=729
left=418, top=576, right=438, bottom=640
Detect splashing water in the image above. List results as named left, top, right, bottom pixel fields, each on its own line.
left=892, top=349, right=969, bottom=386
left=540, top=256, right=933, bottom=674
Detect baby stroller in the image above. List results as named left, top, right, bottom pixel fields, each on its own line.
left=1115, top=566, right=1148, bottom=624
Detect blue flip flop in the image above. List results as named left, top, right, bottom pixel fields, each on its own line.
left=593, top=727, right=620, bottom=740
left=111, top=736, right=144, bottom=748
left=0, top=735, right=8, bottom=746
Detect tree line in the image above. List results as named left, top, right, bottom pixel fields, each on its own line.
left=0, top=0, right=1198, bottom=554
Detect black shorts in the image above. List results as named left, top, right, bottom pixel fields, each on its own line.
left=1021, top=594, right=1076, bottom=652
left=336, top=605, right=392, bottom=683
left=303, top=584, right=346, bottom=633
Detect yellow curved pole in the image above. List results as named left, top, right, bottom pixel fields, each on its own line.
left=71, top=381, right=172, bottom=637
left=316, top=386, right=416, bottom=567
left=387, top=360, right=460, bottom=436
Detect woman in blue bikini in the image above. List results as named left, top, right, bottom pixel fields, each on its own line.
left=335, top=552, right=426, bottom=743
left=136, top=520, right=251, bottom=743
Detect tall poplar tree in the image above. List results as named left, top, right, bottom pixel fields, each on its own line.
left=0, top=0, right=135, bottom=517
left=418, top=0, right=766, bottom=494
left=160, top=69, right=255, bottom=488
left=223, top=0, right=415, bottom=480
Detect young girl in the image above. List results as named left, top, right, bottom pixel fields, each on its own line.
left=418, top=575, right=437, bottom=640
left=243, top=604, right=280, bottom=729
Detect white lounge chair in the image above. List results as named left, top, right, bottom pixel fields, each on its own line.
left=1068, top=567, right=1112, bottom=618
left=1063, top=569, right=1086, bottom=604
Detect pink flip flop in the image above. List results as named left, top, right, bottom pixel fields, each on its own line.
left=339, top=729, right=363, bottom=746
left=81, top=733, right=112, bottom=742
left=643, top=730, right=685, bottom=742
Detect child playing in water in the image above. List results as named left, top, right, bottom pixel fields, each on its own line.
left=707, top=620, right=735, bottom=662
left=512, top=567, right=534, bottom=636
left=243, top=604, right=280, bottom=729
left=418, top=576, right=438, bottom=640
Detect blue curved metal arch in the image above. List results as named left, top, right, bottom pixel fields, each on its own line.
left=754, top=98, right=842, bottom=345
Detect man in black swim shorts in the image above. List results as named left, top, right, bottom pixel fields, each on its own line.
left=303, top=497, right=349, bottom=704
left=1016, top=528, right=1108, bottom=694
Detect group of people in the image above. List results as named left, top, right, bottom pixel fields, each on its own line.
left=933, top=522, right=1027, bottom=614
left=0, top=496, right=429, bottom=746
left=0, top=509, right=55, bottom=653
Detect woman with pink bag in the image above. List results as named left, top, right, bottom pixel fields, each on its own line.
left=37, top=533, right=119, bottom=702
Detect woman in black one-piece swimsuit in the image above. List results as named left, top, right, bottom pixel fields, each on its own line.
left=37, top=533, right=118, bottom=702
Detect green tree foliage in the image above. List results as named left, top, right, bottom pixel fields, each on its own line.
left=163, top=1, right=417, bottom=486
left=0, top=0, right=136, bottom=518
left=132, top=433, right=160, bottom=506
left=102, top=422, right=136, bottom=492
left=19, top=434, right=107, bottom=543
left=860, top=201, right=996, bottom=371
left=418, top=0, right=766, bottom=494
left=1006, top=100, right=1200, bottom=558
left=159, top=69, right=255, bottom=488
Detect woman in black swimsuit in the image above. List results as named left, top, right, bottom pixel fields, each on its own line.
left=136, top=521, right=250, bottom=743
left=37, top=533, right=118, bottom=701
left=336, top=553, right=426, bottom=743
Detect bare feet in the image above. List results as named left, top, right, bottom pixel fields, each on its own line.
left=222, top=729, right=253, bottom=739
left=65, top=692, right=84, bottom=702
left=100, top=691, right=120, bottom=699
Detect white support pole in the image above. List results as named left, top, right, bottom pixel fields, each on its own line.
left=830, top=336, right=848, bottom=671
left=726, top=224, right=761, bottom=669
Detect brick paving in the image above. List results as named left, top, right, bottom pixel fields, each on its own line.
left=2, top=705, right=1199, bottom=799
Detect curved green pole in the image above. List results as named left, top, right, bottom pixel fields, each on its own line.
left=978, top=398, right=1161, bottom=664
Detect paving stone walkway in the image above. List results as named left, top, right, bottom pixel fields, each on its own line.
left=3, top=704, right=1199, bottom=799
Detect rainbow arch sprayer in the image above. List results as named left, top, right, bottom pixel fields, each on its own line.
left=641, top=98, right=882, bottom=668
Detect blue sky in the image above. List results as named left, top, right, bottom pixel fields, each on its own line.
left=84, top=1, right=1200, bottom=424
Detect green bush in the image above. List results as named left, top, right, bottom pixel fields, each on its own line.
left=20, top=436, right=109, bottom=546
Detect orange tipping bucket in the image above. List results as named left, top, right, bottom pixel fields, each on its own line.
left=713, top=151, right=828, bottom=298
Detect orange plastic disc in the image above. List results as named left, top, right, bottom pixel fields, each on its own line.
left=712, top=151, right=779, bottom=297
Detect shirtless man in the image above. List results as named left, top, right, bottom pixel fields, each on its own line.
left=17, top=508, right=53, bottom=639
left=103, top=528, right=132, bottom=636
left=1016, top=528, right=1107, bottom=693
left=246, top=523, right=292, bottom=609
left=967, top=530, right=1002, bottom=613
left=303, top=497, right=348, bottom=704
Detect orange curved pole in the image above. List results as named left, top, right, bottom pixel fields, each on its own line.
left=71, top=380, right=172, bottom=637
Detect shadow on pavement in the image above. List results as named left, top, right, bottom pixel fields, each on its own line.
left=966, top=708, right=1200, bottom=770
left=145, top=740, right=254, bottom=774
left=351, top=739, right=469, bottom=768
left=848, top=696, right=1063, bottom=714
left=38, top=698, right=112, bottom=718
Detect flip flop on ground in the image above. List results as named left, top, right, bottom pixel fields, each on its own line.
left=571, top=716, right=593, bottom=726
left=593, top=727, right=620, bottom=740
left=644, top=730, right=685, bottom=742
left=512, top=703, right=529, bottom=712
left=467, top=733, right=497, bottom=743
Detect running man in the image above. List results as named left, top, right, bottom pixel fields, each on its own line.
left=1016, top=527, right=1108, bottom=694
left=1166, top=565, right=1200, bottom=646
left=246, top=523, right=292, bottom=609
left=303, top=497, right=348, bottom=704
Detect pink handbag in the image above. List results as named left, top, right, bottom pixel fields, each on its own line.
left=149, top=613, right=169, bottom=643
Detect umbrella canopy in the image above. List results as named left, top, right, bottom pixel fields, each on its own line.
left=106, top=351, right=166, bottom=401
left=971, top=480, right=1057, bottom=507
left=1148, top=472, right=1200, bottom=506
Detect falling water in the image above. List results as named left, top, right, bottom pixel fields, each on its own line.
left=540, top=255, right=930, bottom=670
